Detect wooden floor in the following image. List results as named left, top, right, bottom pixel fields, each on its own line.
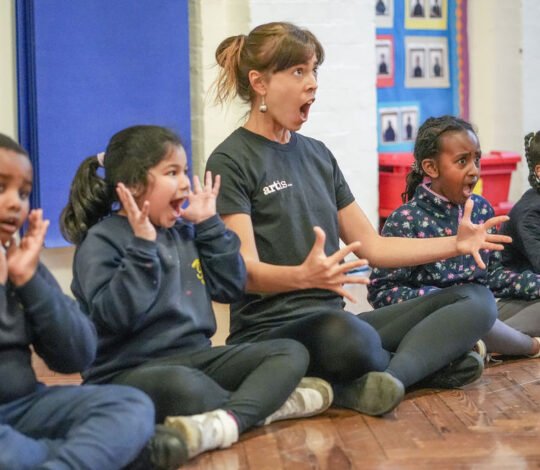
left=37, top=357, right=540, bottom=470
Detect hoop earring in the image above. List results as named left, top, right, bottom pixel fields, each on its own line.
left=259, top=96, right=267, bottom=113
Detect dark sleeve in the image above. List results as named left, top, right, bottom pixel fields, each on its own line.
left=367, top=213, right=439, bottom=308
left=329, top=150, right=355, bottom=210
left=14, top=263, right=97, bottom=373
left=206, top=152, right=252, bottom=215
left=195, top=215, right=247, bottom=303
left=515, top=208, right=540, bottom=273
left=74, top=232, right=162, bottom=334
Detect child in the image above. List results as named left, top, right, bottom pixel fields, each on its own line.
left=60, top=125, right=332, bottom=463
left=497, top=131, right=540, bottom=336
left=206, top=22, right=512, bottom=418
left=368, top=116, right=540, bottom=360
left=0, top=133, right=187, bottom=470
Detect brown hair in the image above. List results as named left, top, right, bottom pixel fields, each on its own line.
left=213, top=22, right=324, bottom=105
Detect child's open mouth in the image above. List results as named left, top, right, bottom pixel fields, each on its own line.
left=0, top=218, right=19, bottom=234
left=170, top=199, right=185, bottom=218
left=463, top=181, right=477, bottom=198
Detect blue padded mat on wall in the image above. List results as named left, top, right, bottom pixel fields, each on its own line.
left=16, top=0, right=191, bottom=247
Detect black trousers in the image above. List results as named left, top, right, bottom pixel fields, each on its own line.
left=259, top=284, right=497, bottom=387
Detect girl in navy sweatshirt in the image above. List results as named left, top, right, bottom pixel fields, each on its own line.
left=0, top=133, right=188, bottom=470
left=61, top=125, right=332, bottom=464
left=497, top=131, right=540, bottom=337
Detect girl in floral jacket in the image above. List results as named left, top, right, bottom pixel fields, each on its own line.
left=368, top=116, right=540, bottom=359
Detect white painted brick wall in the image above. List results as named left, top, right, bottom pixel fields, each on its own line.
left=521, top=0, right=540, bottom=194
left=190, top=0, right=379, bottom=227
left=250, top=0, right=379, bottom=226
left=468, top=0, right=531, bottom=202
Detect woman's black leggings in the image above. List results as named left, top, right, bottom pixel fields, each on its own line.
left=260, top=284, right=497, bottom=387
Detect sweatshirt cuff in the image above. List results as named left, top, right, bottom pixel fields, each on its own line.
left=13, top=269, right=51, bottom=307
left=194, top=214, right=224, bottom=236
left=130, top=236, right=159, bottom=254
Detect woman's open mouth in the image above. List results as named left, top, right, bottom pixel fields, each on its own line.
left=300, top=98, right=315, bottom=122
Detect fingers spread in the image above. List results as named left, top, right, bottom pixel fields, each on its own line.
left=462, top=198, right=474, bottom=220
left=472, top=251, right=486, bottom=270
left=484, top=215, right=509, bottom=230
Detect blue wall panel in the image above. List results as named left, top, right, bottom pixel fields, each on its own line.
left=16, top=0, right=191, bottom=246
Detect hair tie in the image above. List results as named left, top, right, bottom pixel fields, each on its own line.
left=96, top=152, right=105, bottom=167
left=411, top=161, right=422, bottom=174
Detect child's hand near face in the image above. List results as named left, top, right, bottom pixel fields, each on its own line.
left=6, top=209, right=49, bottom=286
left=0, top=246, right=7, bottom=285
left=180, top=172, right=220, bottom=224
left=116, top=183, right=157, bottom=241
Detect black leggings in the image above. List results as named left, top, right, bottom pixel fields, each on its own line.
left=259, top=284, right=497, bottom=387
left=110, top=339, right=308, bottom=433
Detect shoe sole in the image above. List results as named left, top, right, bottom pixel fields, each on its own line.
left=420, top=351, right=484, bottom=389
left=298, top=377, right=334, bottom=416
left=333, top=371, right=405, bottom=417
left=149, top=424, right=190, bottom=470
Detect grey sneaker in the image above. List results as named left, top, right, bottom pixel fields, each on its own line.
left=418, top=351, right=484, bottom=389
left=332, top=371, right=405, bottom=416
left=264, top=376, right=333, bottom=425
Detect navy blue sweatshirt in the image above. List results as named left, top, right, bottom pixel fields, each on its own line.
left=71, top=214, right=246, bottom=384
left=0, top=263, right=97, bottom=405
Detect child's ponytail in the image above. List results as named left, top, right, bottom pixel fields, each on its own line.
left=524, top=132, right=540, bottom=194
left=60, top=155, right=114, bottom=244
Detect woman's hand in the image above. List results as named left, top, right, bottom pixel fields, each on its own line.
left=180, top=172, right=220, bottom=224
left=456, top=198, right=512, bottom=269
left=116, top=183, right=156, bottom=241
left=300, top=226, right=369, bottom=302
left=6, top=209, right=49, bottom=286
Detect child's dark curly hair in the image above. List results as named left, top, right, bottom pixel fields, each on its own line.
left=402, top=115, right=476, bottom=202
left=524, top=132, right=540, bottom=194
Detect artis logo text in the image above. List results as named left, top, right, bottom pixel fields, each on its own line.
left=262, top=180, right=293, bottom=195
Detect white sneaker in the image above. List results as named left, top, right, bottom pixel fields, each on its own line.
left=164, top=409, right=238, bottom=459
left=264, top=377, right=333, bottom=425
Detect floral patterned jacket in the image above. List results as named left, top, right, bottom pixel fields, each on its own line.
left=368, top=183, right=540, bottom=308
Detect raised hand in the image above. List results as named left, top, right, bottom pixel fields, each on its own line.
left=6, top=209, right=49, bottom=286
left=0, top=246, right=7, bottom=285
left=179, top=172, right=220, bottom=224
left=300, top=226, right=369, bottom=302
left=116, top=183, right=156, bottom=241
left=456, top=198, right=512, bottom=270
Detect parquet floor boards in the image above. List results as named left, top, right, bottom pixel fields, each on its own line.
left=38, top=358, right=540, bottom=469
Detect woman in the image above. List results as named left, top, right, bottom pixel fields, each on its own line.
left=206, top=22, right=510, bottom=416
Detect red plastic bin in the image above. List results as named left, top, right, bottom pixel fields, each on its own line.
left=378, top=151, right=521, bottom=219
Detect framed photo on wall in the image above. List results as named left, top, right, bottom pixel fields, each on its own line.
left=405, top=36, right=450, bottom=88
left=378, top=102, right=421, bottom=152
left=405, top=0, right=447, bottom=30
left=376, top=35, right=395, bottom=87
left=380, top=109, right=399, bottom=144
left=375, top=0, right=394, bottom=28
left=401, top=107, right=419, bottom=141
